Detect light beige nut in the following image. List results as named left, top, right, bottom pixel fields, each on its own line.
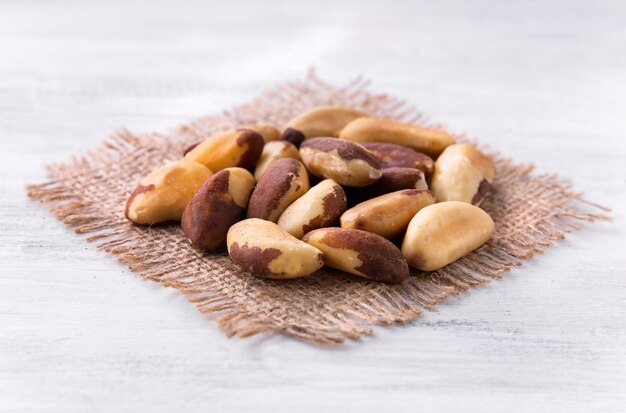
left=277, top=179, right=347, bottom=239
left=246, top=122, right=281, bottom=143
left=345, top=167, right=428, bottom=206
left=184, top=128, right=264, bottom=172
left=339, top=117, right=455, bottom=158
left=430, top=143, right=495, bottom=206
left=181, top=167, right=255, bottom=251
left=302, top=228, right=409, bottom=284
left=281, top=106, right=368, bottom=144
left=340, top=189, right=435, bottom=239
left=299, top=138, right=382, bottom=187
left=254, top=141, right=302, bottom=181
left=247, top=157, right=310, bottom=222
left=227, top=218, right=324, bottom=279
left=401, top=201, right=494, bottom=271
left=360, top=142, right=434, bottom=175
left=125, top=159, right=213, bottom=225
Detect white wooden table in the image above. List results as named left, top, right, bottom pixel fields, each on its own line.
left=1, top=1, right=624, bottom=411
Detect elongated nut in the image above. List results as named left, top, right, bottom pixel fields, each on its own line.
left=182, top=123, right=279, bottom=156
left=281, top=106, right=368, bottom=145
left=430, top=144, right=495, bottom=206
left=341, top=190, right=435, bottom=239
left=277, top=179, right=347, bottom=239
left=227, top=218, right=324, bottom=279
left=247, top=158, right=309, bottom=222
left=184, top=128, right=264, bottom=172
left=303, top=228, right=409, bottom=284
left=339, top=117, right=454, bottom=158
left=360, top=142, right=434, bottom=175
left=346, top=167, right=428, bottom=206
left=402, top=201, right=494, bottom=271
left=254, top=141, right=301, bottom=181
left=181, top=167, right=255, bottom=251
left=125, top=159, right=213, bottom=225
left=300, top=138, right=382, bottom=187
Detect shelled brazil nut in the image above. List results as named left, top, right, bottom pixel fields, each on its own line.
left=302, top=228, right=409, bottom=284
left=299, top=137, right=382, bottom=187
left=345, top=167, right=428, bottom=206
left=184, top=128, right=264, bottom=172
left=430, top=143, right=495, bottom=205
left=247, top=157, right=310, bottom=222
left=277, top=179, right=347, bottom=239
left=281, top=106, right=368, bottom=146
left=181, top=167, right=255, bottom=251
left=339, top=117, right=455, bottom=158
left=340, top=189, right=435, bottom=240
left=227, top=218, right=325, bottom=279
left=125, top=159, right=213, bottom=225
left=401, top=201, right=494, bottom=271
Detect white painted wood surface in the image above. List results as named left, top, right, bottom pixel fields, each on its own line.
left=1, top=1, right=625, bottom=411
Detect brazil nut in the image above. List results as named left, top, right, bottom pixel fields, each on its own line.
left=401, top=201, right=494, bottom=271
left=281, top=106, right=368, bottom=145
left=184, top=128, right=264, bottom=172
left=254, top=140, right=301, bottom=181
left=359, top=142, right=434, bottom=175
left=345, top=167, right=428, bottom=206
left=247, top=158, right=310, bottom=222
left=227, top=218, right=325, bottom=279
left=430, top=143, right=495, bottom=206
left=340, top=189, right=435, bottom=239
left=302, top=228, right=409, bottom=284
left=277, top=179, right=347, bottom=239
left=299, top=138, right=382, bottom=187
left=181, top=167, right=255, bottom=251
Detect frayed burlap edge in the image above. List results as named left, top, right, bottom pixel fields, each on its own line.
left=26, top=71, right=610, bottom=345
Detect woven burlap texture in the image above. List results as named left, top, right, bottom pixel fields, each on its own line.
left=27, top=74, right=609, bottom=345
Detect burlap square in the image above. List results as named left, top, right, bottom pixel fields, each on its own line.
left=27, top=73, right=608, bottom=345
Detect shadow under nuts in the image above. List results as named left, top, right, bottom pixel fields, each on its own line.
left=247, top=158, right=310, bottom=222
left=339, top=117, right=455, bottom=158
left=254, top=140, right=301, bottom=181
left=277, top=179, right=347, bottom=239
left=181, top=168, right=255, bottom=251
left=227, top=218, right=324, bottom=279
left=401, top=201, right=494, bottom=271
left=125, top=159, right=213, bottom=225
left=430, top=143, right=495, bottom=206
left=341, top=189, right=435, bottom=240
left=300, top=138, right=382, bottom=187
left=303, top=228, right=409, bottom=284
left=281, top=106, right=368, bottom=145
left=184, top=128, right=264, bottom=172
left=360, top=142, right=434, bottom=175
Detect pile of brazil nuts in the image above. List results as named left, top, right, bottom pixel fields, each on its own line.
left=125, top=106, right=496, bottom=284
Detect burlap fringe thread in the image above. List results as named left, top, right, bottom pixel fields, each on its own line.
left=26, top=73, right=610, bottom=345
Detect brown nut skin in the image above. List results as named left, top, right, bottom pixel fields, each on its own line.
left=359, top=142, right=434, bottom=175
left=339, top=117, right=454, bottom=158
left=401, top=201, right=494, bottom=271
left=277, top=179, right=347, bottom=239
left=303, top=228, right=409, bottom=284
left=340, top=189, right=435, bottom=240
left=247, top=158, right=310, bottom=222
left=345, top=167, right=428, bottom=206
left=184, top=128, right=264, bottom=172
left=125, top=159, right=213, bottom=225
left=281, top=106, right=368, bottom=143
left=300, top=138, right=382, bottom=187
left=254, top=141, right=302, bottom=181
left=430, top=144, right=495, bottom=206
left=181, top=168, right=255, bottom=251
left=227, top=218, right=325, bottom=279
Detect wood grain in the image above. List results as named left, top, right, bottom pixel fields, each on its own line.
left=1, top=0, right=624, bottom=411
